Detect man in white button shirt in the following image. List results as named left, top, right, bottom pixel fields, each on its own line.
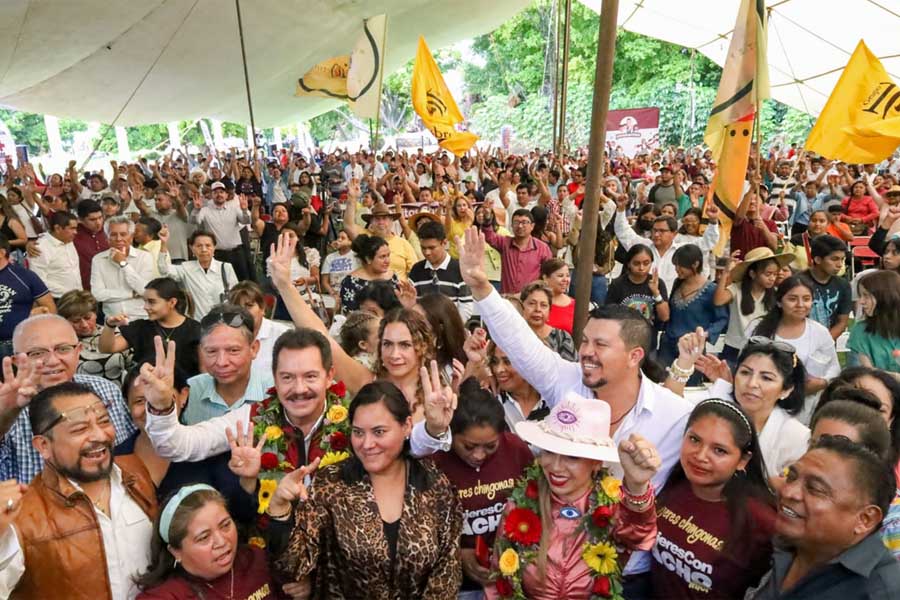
left=457, top=227, right=692, bottom=592
left=0, top=382, right=155, bottom=599
left=90, top=216, right=154, bottom=321
left=27, top=211, right=82, bottom=300
left=189, top=182, right=251, bottom=281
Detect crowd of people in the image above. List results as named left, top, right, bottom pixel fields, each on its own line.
left=0, top=140, right=900, bottom=599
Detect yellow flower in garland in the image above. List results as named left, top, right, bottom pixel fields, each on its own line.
left=264, top=425, right=284, bottom=441
left=257, top=479, right=278, bottom=514
left=319, top=450, right=350, bottom=468
left=600, top=476, right=621, bottom=501
left=326, top=405, right=348, bottom=424
left=248, top=536, right=266, bottom=549
left=498, top=548, right=520, bottom=576
left=583, top=541, right=618, bottom=575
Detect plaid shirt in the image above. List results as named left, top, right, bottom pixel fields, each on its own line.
left=0, top=374, right=136, bottom=483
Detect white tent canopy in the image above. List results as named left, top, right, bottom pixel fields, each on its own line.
left=581, top=0, right=900, bottom=117
left=0, top=0, right=529, bottom=127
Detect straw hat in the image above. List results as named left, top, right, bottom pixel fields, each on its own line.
left=361, top=202, right=400, bottom=223
left=515, top=393, right=619, bottom=463
left=730, top=247, right=794, bottom=282
left=408, top=211, right=441, bottom=232
left=886, top=185, right=900, bottom=196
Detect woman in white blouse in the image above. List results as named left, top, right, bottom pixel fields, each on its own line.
left=745, top=274, right=840, bottom=424
left=665, top=334, right=810, bottom=480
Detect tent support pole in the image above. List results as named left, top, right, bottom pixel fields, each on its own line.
left=235, top=0, right=257, bottom=153
left=573, top=0, right=619, bottom=340
left=557, top=0, right=573, bottom=154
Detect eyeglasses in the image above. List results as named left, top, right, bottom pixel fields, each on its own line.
left=201, top=310, right=249, bottom=331
left=512, top=220, right=533, bottom=227
left=651, top=228, right=672, bottom=235
left=36, top=400, right=111, bottom=436
left=747, top=336, right=797, bottom=355
left=25, top=343, right=78, bottom=361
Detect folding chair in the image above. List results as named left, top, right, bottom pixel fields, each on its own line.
left=849, top=236, right=874, bottom=278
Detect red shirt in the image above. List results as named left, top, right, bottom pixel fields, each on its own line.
left=137, top=546, right=280, bottom=599
left=842, top=195, right=880, bottom=227
left=431, top=432, right=533, bottom=550
left=729, top=217, right=777, bottom=259
left=548, top=300, right=575, bottom=334
left=483, top=227, right=553, bottom=294
left=73, top=222, right=108, bottom=290
left=567, top=181, right=585, bottom=207
left=650, top=477, right=775, bottom=599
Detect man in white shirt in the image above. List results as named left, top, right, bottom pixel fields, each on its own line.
left=188, top=181, right=251, bottom=280
left=90, top=216, right=154, bottom=321
left=0, top=382, right=154, bottom=599
left=343, top=154, right=364, bottom=184
left=28, top=211, right=82, bottom=300
left=457, top=227, right=692, bottom=583
left=142, top=327, right=452, bottom=470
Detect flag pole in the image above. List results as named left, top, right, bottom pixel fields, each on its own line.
left=372, top=16, right=388, bottom=150
left=573, top=0, right=620, bottom=340
left=235, top=0, right=258, bottom=154
left=557, top=0, right=573, bottom=154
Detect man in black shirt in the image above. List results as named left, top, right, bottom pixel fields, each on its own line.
left=408, top=220, right=473, bottom=322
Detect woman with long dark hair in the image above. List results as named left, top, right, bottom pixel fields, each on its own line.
left=849, top=270, right=900, bottom=372
left=99, top=277, right=201, bottom=377
left=749, top=275, right=840, bottom=423
left=657, top=244, right=727, bottom=374
left=667, top=337, right=809, bottom=479
left=414, top=293, right=468, bottom=380
left=605, top=244, right=669, bottom=329
left=339, top=233, right=398, bottom=313
left=266, top=378, right=463, bottom=599
left=650, top=399, right=775, bottom=598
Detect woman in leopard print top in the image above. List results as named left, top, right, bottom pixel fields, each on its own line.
left=267, top=379, right=463, bottom=599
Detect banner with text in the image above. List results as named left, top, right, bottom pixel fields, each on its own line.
left=605, top=108, right=660, bottom=157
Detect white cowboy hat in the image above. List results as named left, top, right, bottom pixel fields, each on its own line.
left=515, top=393, right=619, bottom=463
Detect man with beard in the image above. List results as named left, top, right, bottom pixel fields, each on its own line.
left=0, top=314, right=136, bottom=483
left=458, top=226, right=690, bottom=593
left=141, top=328, right=452, bottom=472
left=0, top=382, right=155, bottom=599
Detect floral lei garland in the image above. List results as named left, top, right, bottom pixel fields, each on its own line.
left=494, top=461, right=625, bottom=600
left=251, top=381, right=351, bottom=516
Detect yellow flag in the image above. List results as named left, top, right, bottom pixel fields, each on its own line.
left=295, top=15, right=386, bottom=119
left=412, top=36, right=478, bottom=156
left=703, top=0, right=769, bottom=163
left=804, top=40, right=900, bottom=164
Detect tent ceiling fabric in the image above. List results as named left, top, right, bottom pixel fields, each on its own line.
left=0, top=0, right=530, bottom=127
left=580, top=0, right=900, bottom=117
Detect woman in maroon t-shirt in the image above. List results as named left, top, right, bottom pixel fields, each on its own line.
left=650, top=399, right=776, bottom=599
left=432, top=379, right=534, bottom=597
left=136, top=485, right=285, bottom=600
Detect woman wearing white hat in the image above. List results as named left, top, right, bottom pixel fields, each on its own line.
left=486, top=394, right=661, bottom=600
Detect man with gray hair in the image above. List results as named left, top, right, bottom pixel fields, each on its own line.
left=90, top=216, right=154, bottom=320
left=0, top=314, right=135, bottom=482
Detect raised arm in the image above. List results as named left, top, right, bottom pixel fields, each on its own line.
left=270, top=233, right=373, bottom=395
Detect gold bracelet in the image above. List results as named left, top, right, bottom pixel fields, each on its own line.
left=266, top=506, right=292, bottom=521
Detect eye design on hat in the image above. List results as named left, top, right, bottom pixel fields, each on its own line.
left=556, top=409, right=578, bottom=425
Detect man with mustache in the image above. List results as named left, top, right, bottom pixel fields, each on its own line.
left=0, top=314, right=136, bottom=483
left=458, top=226, right=691, bottom=595
left=0, top=382, right=156, bottom=599
left=748, top=436, right=900, bottom=599
left=142, top=327, right=451, bottom=469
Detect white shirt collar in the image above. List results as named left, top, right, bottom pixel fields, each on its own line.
left=425, top=253, right=451, bottom=271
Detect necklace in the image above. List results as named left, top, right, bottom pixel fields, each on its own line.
left=156, top=323, right=177, bottom=344
left=203, top=566, right=234, bottom=599
left=610, top=401, right=636, bottom=426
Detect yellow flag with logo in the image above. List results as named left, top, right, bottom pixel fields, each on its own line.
left=412, top=36, right=478, bottom=156
left=805, top=40, right=900, bottom=164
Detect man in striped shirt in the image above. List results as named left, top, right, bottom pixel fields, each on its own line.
left=408, top=220, right=473, bottom=323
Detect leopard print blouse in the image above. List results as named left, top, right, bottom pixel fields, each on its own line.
left=274, top=459, right=463, bottom=599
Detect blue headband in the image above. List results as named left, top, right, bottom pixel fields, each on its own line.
left=159, top=484, right=217, bottom=544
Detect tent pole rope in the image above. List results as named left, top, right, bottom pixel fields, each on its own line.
left=235, top=0, right=258, bottom=154
left=78, top=0, right=200, bottom=172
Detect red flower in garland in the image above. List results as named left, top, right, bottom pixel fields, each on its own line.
left=495, top=578, right=514, bottom=597
left=504, top=507, right=541, bottom=545
left=329, top=381, right=347, bottom=397
left=260, top=452, right=279, bottom=470
left=592, top=576, right=612, bottom=597
left=266, top=386, right=277, bottom=396
left=592, top=505, right=614, bottom=529
left=329, top=431, right=348, bottom=451
left=524, top=480, right=539, bottom=500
